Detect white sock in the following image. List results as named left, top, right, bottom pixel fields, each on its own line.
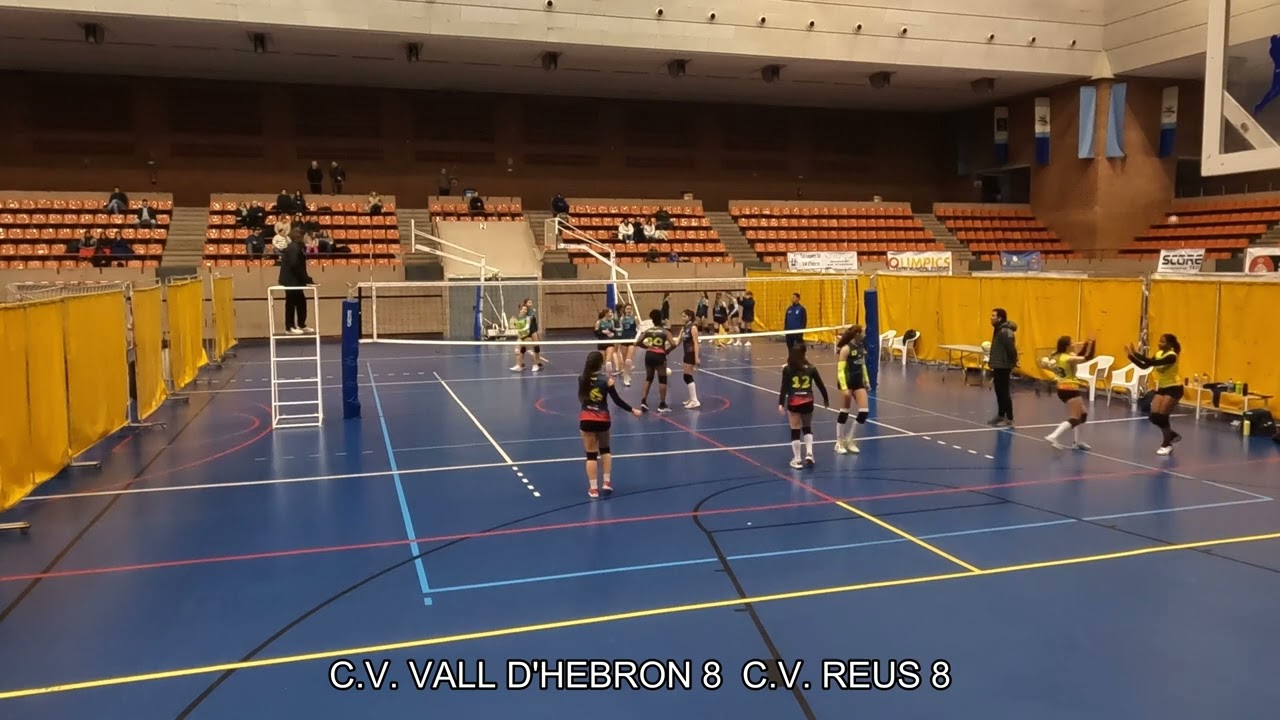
left=791, top=440, right=802, bottom=461
left=845, top=421, right=857, bottom=440
left=803, top=433, right=814, bottom=456
left=1073, top=426, right=1083, bottom=444
left=603, top=472, right=611, bottom=485
left=688, top=381, right=698, bottom=403
left=1047, top=421, right=1071, bottom=441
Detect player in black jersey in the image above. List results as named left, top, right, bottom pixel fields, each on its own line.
left=778, top=343, right=829, bottom=468
left=835, top=324, right=871, bottom=454
left=677, top=309, right=702, bottom=409
left=635, top=308, right=677, bottom=413
left=578, top=350, right=642, bottom=499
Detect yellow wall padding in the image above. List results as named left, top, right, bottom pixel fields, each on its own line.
left=64, top=291, right=129, bottom=456
left=167, top=279, right=208, bottom=390
left=1148, top=278, right=1218, bottom=390
left=745, top=270, right=860, bottom=341
left=984, top=277, right=1082, bottom=379
left=0, top=306, right=34, bottom=512
left=1079, top=279, right=1143, bottom=368
left=132, top=285, right=168, bottom=420
left=876, top=274, right=913, bottom=356
left=24, top=300, right=71, bottom=491
left=211, top=275, right=237, bottom=359
left=1215, top=282, right=1280, bottom=415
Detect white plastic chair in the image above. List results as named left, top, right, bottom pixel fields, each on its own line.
left=1108, top=363, right=1152, bottom=406
left=888, top=331, right=918, bottom=366
left=879, top=330, right=897, bottom=361
left=1075, top=355, right=1115, bottom=403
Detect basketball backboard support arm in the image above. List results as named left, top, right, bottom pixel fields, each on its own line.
left=1203, top=0, right=1280, bottom=175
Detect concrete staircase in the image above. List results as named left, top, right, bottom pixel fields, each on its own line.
left=395, top=208, right=444, bottom=279
left=707, top=211, right=769, bottom=269
left=524, top=209, right=576, bottom=279
left=160, top=206, right=209, bottom=272
left=917, top=212, right=973, bottom=261
left=1258, top=223, right=1280, bottom=245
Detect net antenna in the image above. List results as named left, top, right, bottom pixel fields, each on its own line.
left=546, top=216, right=640, bottom=322
left=408, top=218, right=508, bottom=339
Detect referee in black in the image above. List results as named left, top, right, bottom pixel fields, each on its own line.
left=280, top=228, right=315, bottom=334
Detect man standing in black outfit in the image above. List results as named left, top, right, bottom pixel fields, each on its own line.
left=306, top=161, right=324, bottom=195
left=280, top=229, right=315, bottom=334
left=987, top=307, right=1018, bottom=427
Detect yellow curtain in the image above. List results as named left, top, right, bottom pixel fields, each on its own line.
left=1079, top=279, right=1143, bottom=366
left=24, top=300, right=70, bottom=487
left=745, top=270, right=860, bottom=340
left=1147, top=278, right=1219, bottom=390
left=1215, top=282, right=1280, bottom=415
left=212, top=275, right=237, bottom=359
left=980, top=277, right=1081, bottom=379
left=0, top=306, right=33, bottom=512
left=167, top=279, right=208, bottom=390
left=876, top=274, right=912, bottom=353
left=64, top=291, right=130, bottom=456
left=132, top=285, right=168, bottom=420
left=935, top=276, right=986, bottom=367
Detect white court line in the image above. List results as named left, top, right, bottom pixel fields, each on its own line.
left=433, top=372, right=540, bottom=498
left=25, top=417, right=1169, bottom=502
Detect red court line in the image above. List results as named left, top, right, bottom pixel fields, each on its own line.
left=5, top=453, right=1274, bottom=584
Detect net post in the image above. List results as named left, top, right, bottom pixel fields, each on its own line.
left=864, top=285, right=881, bottom=391
left=342, top=294, right=362, bottom=419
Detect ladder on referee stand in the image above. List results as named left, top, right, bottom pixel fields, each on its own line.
left=268, top=285, right=323, bottom=428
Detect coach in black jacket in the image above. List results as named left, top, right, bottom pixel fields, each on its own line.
left=280, top=230, right=315, bottom=334
left=987, top=308, right=1018, bottom=427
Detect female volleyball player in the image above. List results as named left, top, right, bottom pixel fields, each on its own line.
left=594, top=308, right=619, bottom=373
left=696, top=291, right=710, bottom=329
left=510, top=300, right=546, bottom=373
left=834, top=324, right=870, bottom=454
left=618, top=303, right=638, bottom=386
left=678, top=308, right=701, bottom=408
left=778, top=343, right=829, bottom=468
left=522, top=298, right=545, bottom=370
left=578, top=350, right=642, bottom=498
left=636, top=309, right=676, bottom=413
left=1126, top=334, right=1183, bottom=455
left=1041, top=336, right=1096, bottom=451
left=712, top=293, right=730, bottom=347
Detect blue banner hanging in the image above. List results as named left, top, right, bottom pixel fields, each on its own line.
left=999, top=251, right=1043, bottom=273
left=341, top=298, right=362, bottom=419
left=1034, top=97, right=1051, bottom=165
left=1079, top=85, right=1097, bottom=159
left=1159, top=86, right=1178, bottom=158
left=993, top=106, right=1010, bottom=165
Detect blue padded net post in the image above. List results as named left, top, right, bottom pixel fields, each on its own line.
left=863, top=287, right=880, bottom=390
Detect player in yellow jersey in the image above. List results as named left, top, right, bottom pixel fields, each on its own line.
left=1040, top=336, right=1095, bottom=451
left=1126, top=333, right=1183, bottom=456
left=834, top=324, right=871, bottom=454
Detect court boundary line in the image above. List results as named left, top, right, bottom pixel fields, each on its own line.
left=432, top=371, right=539, bottom=498
left=367, top=365, right=434, bottom=605
left=24, top=416, right=1275, bottom=502
left=4, top=529, right=1279, bottom=701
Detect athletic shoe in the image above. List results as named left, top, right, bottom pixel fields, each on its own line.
left=640, top=402, right=650, bottom=412
left=657, top=403, right=671, bottom=414
left=510, top=364, right=523, bottom=372
left=847, top=441, right=860, bottom=454
left=744, top=341, right=751, bottom=347
left=789, top=458, right=804, bottom=469
left=986, top=416, right=1004, bottom=427
left=532, top=364, right=542, bottom=373
left=588, top=487, right=600, bottom=499
left=804, top=454, right=815, bottom=467
left=1171, top=432, right=1182, bottom=445
left=300, top=326, right=314, bottom=333
left=623, top=376, right=631, bottom=387
left=286, top=328, right=303, bottom=335
left=685, top=400, right=701, bottom=409
left=835, top=439, right=848, bottom=455
left=1074, top=441, right=1092, bottom=450
left=601, top=481, right=613, bottom=495
left=1156, top=445, right=1173, bottom=456
left=1045, top=436, right=1067, bottom=450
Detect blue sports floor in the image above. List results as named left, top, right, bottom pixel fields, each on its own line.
left=2, top=338, right=1280, bottom=719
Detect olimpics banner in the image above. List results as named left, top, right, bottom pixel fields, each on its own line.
left=1156, top=248, right=1205, bottom=274
left=1245, top=246, right=1280, bottom=274
left=886, top=251, right=953, bottom=274
left=787, top=251, right=859, bottom=273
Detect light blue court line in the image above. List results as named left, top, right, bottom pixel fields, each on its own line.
left=367, top=363, right=435, bottom=607
left=426, top=497, right=1272, bottom=596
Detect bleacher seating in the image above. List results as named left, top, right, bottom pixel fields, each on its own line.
left=561, top=199, right=727, bottom=264
left=1122, top=194, right=1280, bottom=260
left=933, top=203, right=1074, bottom=261
left=730, top=201, right=939, bottom=263
left=0, top=191, right=171, bottom=270
left=429, top=196, right=524, bottom=221
left=203, top=194, right=401, bottom=269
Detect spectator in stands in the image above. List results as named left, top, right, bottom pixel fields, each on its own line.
left=368, top=191, right=384, bottom=215
left=274, top=214, right=292, bottom=241
left=306, top=161, right=323, bottom=195
left=234, top=202, right=250, bottom=226
left=645, top=245, right=659, bottom=264
left=246, top=201, right=267, bottom=228
left=106, top=187, right=128, bottom=215
left=276, top=190, right=294, bottom=214
left=784, top=293, right=807, bottom=350
left=437, top=169, right=452, bottom=197
left=292, top=189, right=307, bottom=213
left=668, top=249, right=680, bottom=264
left=79, top=230, right=97, bottom=251
left=109, top=232, right=133, bottom=258
left=468, top=194, right=485, bottom=214
left=279, top=229, right=315, bottom=335
left=136, top=200, right=158, bottom=228
left=642, top=217, right=666, bottom=242
left=246, top=230, right=266, bottom=256
left=330, top=162, right=346, bottom=193
left=618, top=218, right=634, bottom=242
left=654, top=207, right=674, bottom=231
left=552, top=194, right=570, bottom=218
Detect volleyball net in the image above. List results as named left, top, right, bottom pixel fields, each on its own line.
left=351, top=273, right=866, bottom=345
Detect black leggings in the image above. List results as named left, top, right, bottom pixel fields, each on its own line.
left=992, top=368, right=1013, bottom=421
left=284, top=289, right=307, bottom=330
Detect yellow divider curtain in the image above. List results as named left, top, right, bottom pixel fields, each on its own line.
left=982, top=277, right=1082, bottom=379
left=212, top=275, right=237, bottom=359
left=24, top=300, right=70, bottom=489
left=875, top=274, right=913, bottom=356
left=0, top=306, right=33, bottom=512
left=168, top=279, right=208, bottom=390
left=745, top=270, right=859, bottom=340
left=132, top=285, right=168, bottom=420
left=905, top=275, right=944, bottom=361
left=1148, top=278, right=1218, bottom=391
left=936, top=276, right=985, bottom=367
left=1215, top=281, right=1280, bottom=415
left=1079, top=279, right=1143, bottom=367
left=64, top=291, right=130, bottom=456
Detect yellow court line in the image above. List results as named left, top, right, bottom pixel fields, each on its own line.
left=3, top=530, right=1279, bottom=701
left=832, top=499, right=981, bottom=572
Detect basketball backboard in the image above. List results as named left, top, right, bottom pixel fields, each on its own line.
left=1202, top=0, right=1280, bottom=175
